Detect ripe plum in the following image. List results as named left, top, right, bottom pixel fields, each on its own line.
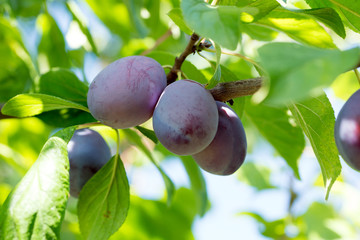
left=192, top=101, right=247, bottom=175
left=334, top=89, right=360, bottom=171
left=67, top=128, right=111, bottom=197
left=153, top=80, right=218, bottom=155
left=87, top=56, right=167, bottom=129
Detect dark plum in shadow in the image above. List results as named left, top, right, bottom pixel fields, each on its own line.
left=67, top=128, right=111, bottom=197
left=192, top=101, right=247, bottom=175
left=335, top=89, right=360, bottom=171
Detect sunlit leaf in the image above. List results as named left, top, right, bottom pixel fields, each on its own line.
left=258, top=42, right=360, bottom=105
left=289, top=93, right=341, bottom=199
left=167, top=8, right=193, bottom=35
left=2, top=93, right=90, bottom=117
left=245, top=103, right=305, bottom=178
left=181, top=0, right=242, bottom=50
left=0, top=126, right=76, bottom=239
left=237, top=162, right=275, bottom=190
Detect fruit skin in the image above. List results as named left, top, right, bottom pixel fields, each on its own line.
left=334, top=89, right=360, bottom=171
left=153, top=79, right=219, bottom=155
left=192, top=101, right=247, bottom=175
left=87, top=56, right=167, bottom=129
left=67, top=128, right=111, bottom=197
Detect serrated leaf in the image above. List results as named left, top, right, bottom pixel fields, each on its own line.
left=1, top=93, right=90, bottom=117
left=78, top=154, right=129, bottom=240
left=289, top=93, right=341, bottom=199
left=305, top=0, right=360, bottom=33
left=295, top=8, right=346, bottom=38
left=206, top=43, right=222, bottom=89
left=257, top=8, right=336, bottom=48
left=35, top=68, right=89, bottom=106
left=181, top=0, right=241, bottom=50
left=180, top=156, right=208, bottom=216
left=167, top=8, right=193, bottom=35
left=258, top=42, right=360, bottom=105
left=245, top=103, right=305, bottom=178
left=122, top=129, right=175, bottom=205
left=0, top=126, right=76, bottom=240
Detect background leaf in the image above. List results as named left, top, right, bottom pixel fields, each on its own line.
left=181, top=0, right=241, bottom=50
left=78, top=154, right=130, bottom=240
left=245, top=102, right=305, bottom=178
left=289, top=93, right=341, bottom=199
left=0, top=126, right=76, bottom=239
left=258, top=42, right=360, bottom=105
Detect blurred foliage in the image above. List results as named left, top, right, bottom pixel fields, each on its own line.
left=0, top=0, right=360, bottom=239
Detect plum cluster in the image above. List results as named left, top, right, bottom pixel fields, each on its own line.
left=335, top=89, right=360, bottom=171
left=86, top=56, right=247, bottom=175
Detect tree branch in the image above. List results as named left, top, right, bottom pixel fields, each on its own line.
left=167, top=33, right=200, bottom=84
left=209, top=77, right=263, bottom=102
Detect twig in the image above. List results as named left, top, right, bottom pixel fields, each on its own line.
left=140, top=29, right=173, bottom=56
left=209, top=77, right=263, bottom=102
left=167, top=33, right=200, bottom=84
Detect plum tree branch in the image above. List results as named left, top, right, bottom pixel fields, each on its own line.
left=209, top=77, right=263, bottom=102
left=167, top=33, right=200, bottom=84
left=167, top=33, right=263, bottom=102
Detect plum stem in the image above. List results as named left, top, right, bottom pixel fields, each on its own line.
left=167, top=32, right=264, bottom=101
left=167, top=33, right=200, bottom=84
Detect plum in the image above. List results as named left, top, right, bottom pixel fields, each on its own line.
left=193, top=101, right=247, bottom=175
left=334, top=89, right=360, bottom=171
left=67, top=128, right=111, bottom=197
left=153, top=79, right=219, bottom=155
left=87, top=56, right=167, bottom=129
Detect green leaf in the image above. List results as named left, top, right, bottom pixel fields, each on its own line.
left=289, top=93, right=341, bottom=199
left=78, top=154, right=130, bottom=240
left=37, top=13, right=70, bottom=71
left=0, top=17, right=32, bottom=102
left=180, top=156, right=208, bottom=216
left=66, top=2, right=98, bottom=54
left=2, top=93, right=90, bottom=117
left=122, top=129, right=175, bottom=205
left=181, top=0, right=241, bottom=50
left=257, top=8, right=336, bottom=48
left=206, top=43, right=222, bottom=89
left=295, top=8, right=346, bottom=38
left=258, top=42, right=360, bottom=105
left=8, top=0, right=43, bottom=17
left=110, top=189, right=196, bottom=240
left=167, top=8, right=193, bottom=35
left=305, top=0, right=360, bottom=33
left=123, top=0, right=149, bottom=38
left=245, top=102, right=305, bottom=178
left=35, top=68, right=89, bottom=106
left=135, top=126, right=158, bottom=144
left=0, top=126, right=76, bottom=239
left=237, top=162, right=275, bottom=190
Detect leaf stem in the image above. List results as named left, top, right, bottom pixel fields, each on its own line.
left=354, top=69, right=360, bottom=85
left=202, top=48, right=265, bottom=73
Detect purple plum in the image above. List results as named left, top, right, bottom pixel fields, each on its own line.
left=87, top=56, right=167, bottom=129
left=193, top=101, right=247, bottom=175
left=153, top=80, right=218, bottom=155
